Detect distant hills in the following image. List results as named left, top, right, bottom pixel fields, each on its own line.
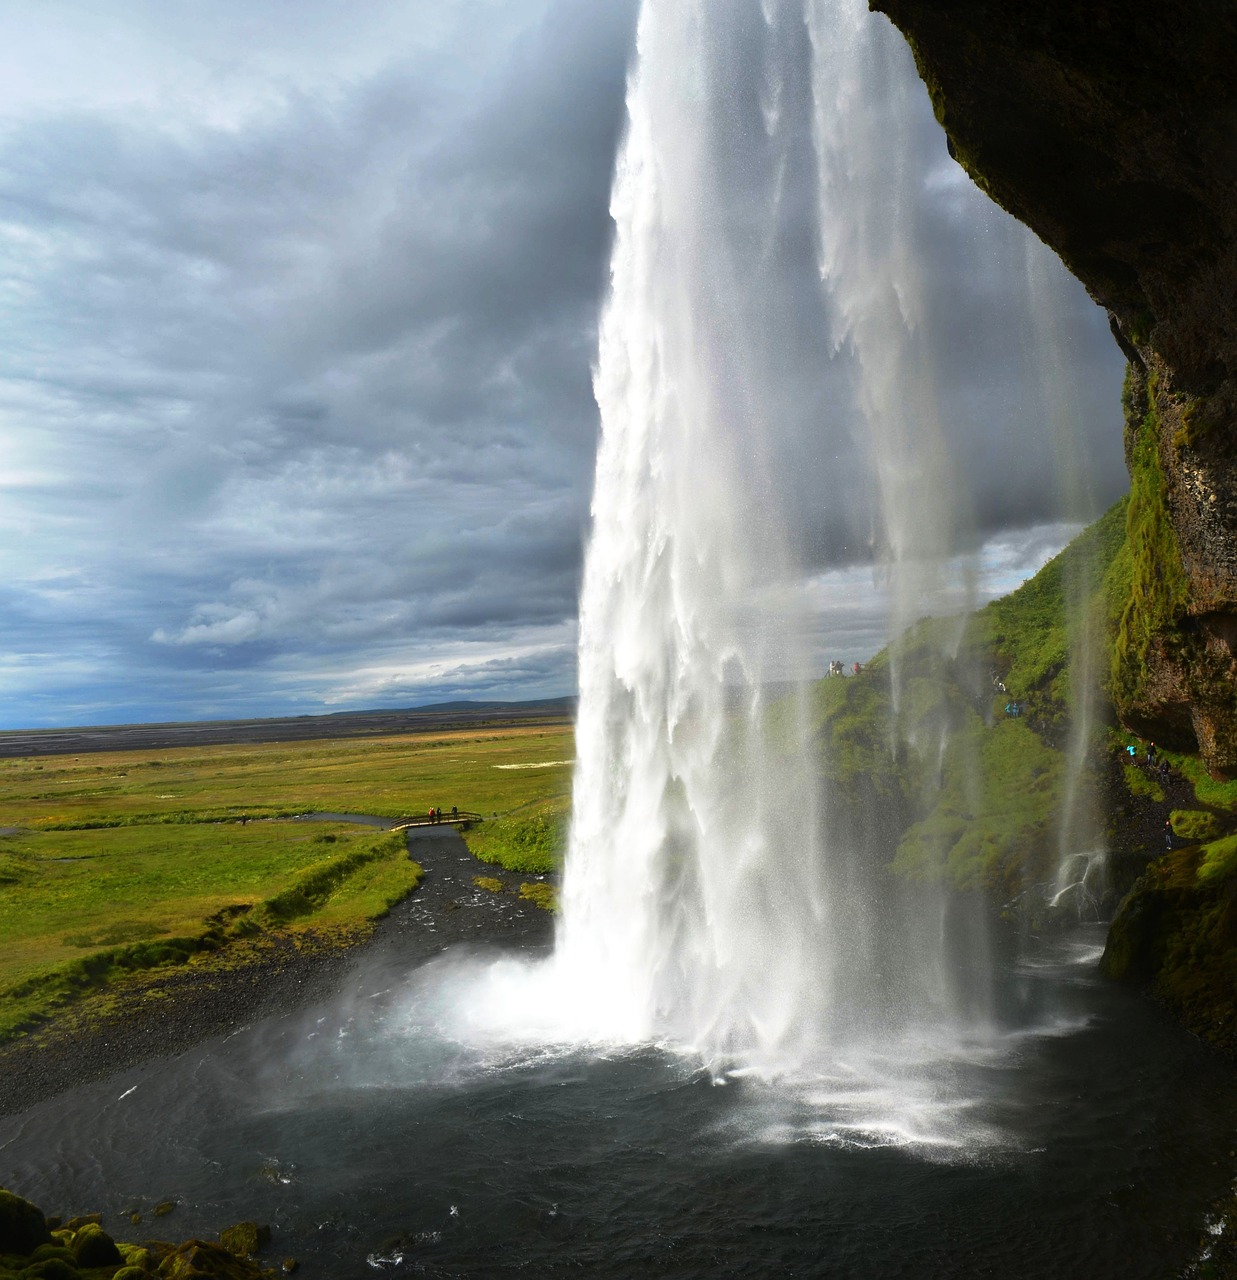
left=0, top=698, right=577, bottom=759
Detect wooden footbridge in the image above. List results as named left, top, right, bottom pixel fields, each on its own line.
left=391, top=810, right=483, bottom=832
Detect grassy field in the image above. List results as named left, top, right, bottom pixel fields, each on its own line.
left=0, top=721, right=574, bottom=1040
left=0, top=724, right=573, bottom=829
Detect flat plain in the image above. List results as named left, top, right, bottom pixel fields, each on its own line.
left=0, top=717, right=573, bottom=1039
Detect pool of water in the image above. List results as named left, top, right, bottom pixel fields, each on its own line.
left=2, top=924, right=1234, bottom=1278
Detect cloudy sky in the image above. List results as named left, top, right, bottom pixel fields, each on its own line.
left=0, top=0, right=1127, bottom=729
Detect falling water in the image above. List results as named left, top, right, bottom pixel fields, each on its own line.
left=553, top=2, right=832, bottom=1076
left=507, top=0, right=1113, bottom=1093
left=546, top=0, right=1000, bottom=1081
left=805, top=0, right=964, bottom=702
left=1025, top=240, right=1110, bottom=916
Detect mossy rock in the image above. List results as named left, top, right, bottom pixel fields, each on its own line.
left=1101, top=884, right=1168, bottom=982
left=117, top=1243, right=154, bottom=1270
left=0, top=1190, right=53, bottom=1255
left=518, top=881, right=558, bottom=912
left=17, top=1260, right=81, bottom=1280
left=216, top=1224, right=269, bottom=1259
left=156, top=1239, right=267, bottom=1279
left=26, top=1247, right=73, bottom=1267
left=112, top=1269, right=150, bottom=1280
left=68, top=1223, right=121, bottom=1269
left=1171, top=809, right=1222, bottom=843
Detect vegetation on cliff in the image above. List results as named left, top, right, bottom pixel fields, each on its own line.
left=816, top=499, right=1129, bottom=903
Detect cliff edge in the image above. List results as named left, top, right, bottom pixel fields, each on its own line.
left=871, top=0, right=1237, bottom=775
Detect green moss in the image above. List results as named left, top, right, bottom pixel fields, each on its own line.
left=1197, top=834, right=1237, bottom=883
left=462, top=797, right=567, bottom=874
left=1170, top=809, right=1222, bottom=843
left=472, top=876, right=504, bottom=894
left=894, top=718, right=1064, bottom=893
left=1110, top=366, right=1190, bottom=713
left=518, top=881, right=559, bottom=912
left=1123, top=763, right=1166, bottom=803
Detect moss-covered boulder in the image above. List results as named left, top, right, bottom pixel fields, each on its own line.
left=156, top=1238, right=268, bottom=1279
left=17, top=1259, right=81, bottom=1280
left=26, top=1245, right=75, bottom=1267
left=1171, top=808, right=1223, bottom=843
left=217, top=1223, right=269, bottom=1259
left=117, top=1242, right=154, bottom=1270
left=67, top=1222, right=121, bottom=1269
left=0, top=1190, right=52, bottom=1255
left=16, top=1259, right=81, bottom=1280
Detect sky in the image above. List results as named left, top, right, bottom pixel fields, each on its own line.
left=0, top=0, right=1128, bottom=729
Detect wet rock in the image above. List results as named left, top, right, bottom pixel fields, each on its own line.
left=69, top=1221, right=122, bottom=1268
left=17, top=1259, right=82, bottom=1280
left=217, top=1223, right=270, bottom=1258
left=871, top=0, right=1237, bottom=774
left=153, top=1203, right=177, bottom=1218
left=27, top=1244, right=75, bottom=1266
left=155, top=1238, right=268, bottom=1278
left=60, top=1216, right=100, bottom=1232
left=0, top=1188, right=53, bottom=1254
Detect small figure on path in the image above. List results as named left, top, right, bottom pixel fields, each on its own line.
left=1165, top=818, right=1174, bottom=850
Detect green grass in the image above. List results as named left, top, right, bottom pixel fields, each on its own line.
left=1123, top=763, right=1166, bottom=803
left=893, top=718, right=1064, bottom=893
left=0, top=724, right=573, bottom=830
left=0, top=719, right=573, bottom=1041
left=0, top=822, right=419, bottom=1040
left=813, top=499, right=1130, bottom=899
left=1110, top=367, right=1190, bottom=714
left=462, top=796, right=570, bottom=873
left=1197, top=833, right=1237, bottom=883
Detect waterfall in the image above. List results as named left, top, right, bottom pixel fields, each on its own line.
left=476, top=0, right=1111, bottom=1092
left=553, top=2, right=832, bottom=1076
left=1024, top=242, right=1109, bottom=916
left=549, top=0, right=1001, bottom=1076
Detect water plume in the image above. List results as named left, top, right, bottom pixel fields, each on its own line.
left=552, top=1, right=830, bottom=1076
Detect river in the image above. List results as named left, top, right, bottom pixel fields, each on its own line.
left=1, top=829, right=1234, bottom=1278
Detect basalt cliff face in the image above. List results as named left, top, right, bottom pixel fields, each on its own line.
left=872, top=0, right=1237, bottom=775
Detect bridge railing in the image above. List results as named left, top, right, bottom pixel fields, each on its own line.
left=391, top=810, right=484, bottom=831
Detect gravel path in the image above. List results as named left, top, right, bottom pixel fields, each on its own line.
left=0, top=825, right=554, bottom=1118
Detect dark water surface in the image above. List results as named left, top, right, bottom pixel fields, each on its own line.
left=3, top=917, right=1235, bottom=1279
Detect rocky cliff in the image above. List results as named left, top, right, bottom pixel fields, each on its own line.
left=871, top=0, right=1237, bottom=775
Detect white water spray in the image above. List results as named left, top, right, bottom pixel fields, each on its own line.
left=458, top=0, right=1112, bottom=1105
left=553, top=3, right=830, bottom=1075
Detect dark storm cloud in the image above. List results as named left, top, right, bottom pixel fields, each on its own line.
left=0, top=0, right=1128, bottom=726
left=0, top=0, right=637, bottom=725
